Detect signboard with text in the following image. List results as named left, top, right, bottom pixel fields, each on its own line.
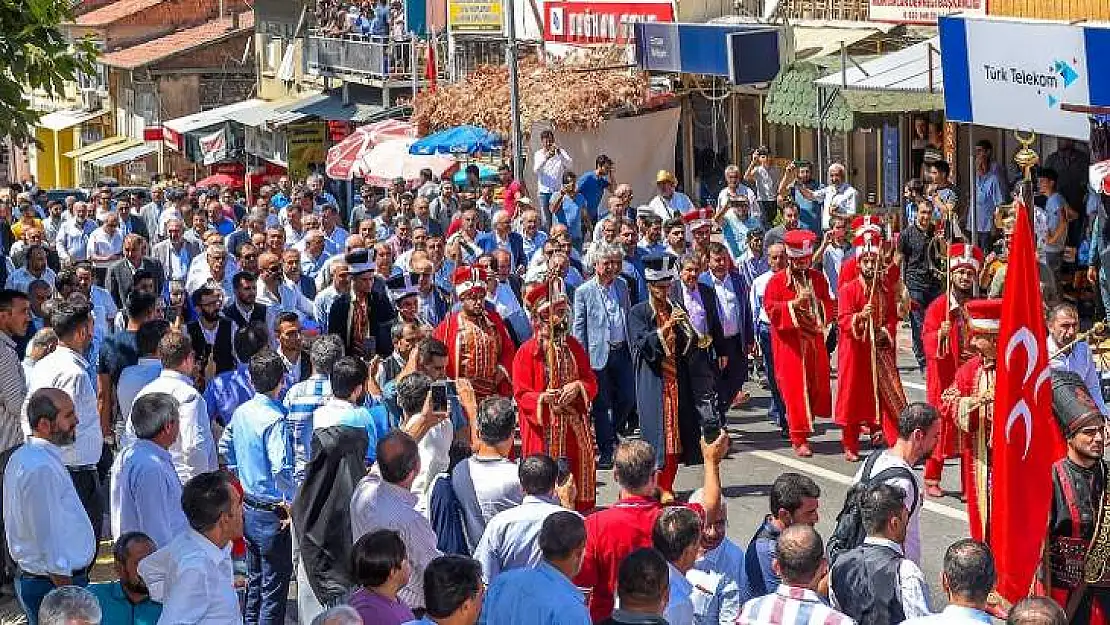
left=448, top=0, right=503, bottom=33
left=939, top=16, right=1110, bottom=140
left=869, top=0, right=984, bottom=25
left=545, top=1, right=673, bottom=44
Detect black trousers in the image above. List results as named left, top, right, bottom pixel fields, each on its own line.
left=68, top=466, right=103, bottom=550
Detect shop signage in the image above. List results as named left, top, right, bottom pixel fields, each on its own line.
left=448, top=0, right=503, bottom=34
left=286, top=122, right=327, bottom=182
left=868, top=0, right=984, bottom=25
left=545, top=1, right=674, bottom=44
left=163, top=127, right=183, bottom=152
left=143, top=127, right=162, bottom=142
left=940, top=16, right=1110, bottom=140
left=198, top=127, right=228, bottom=166
left=635, top=22, right=781, bottom=79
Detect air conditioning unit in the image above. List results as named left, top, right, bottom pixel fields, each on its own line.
left=80, top=88, right=101, bottom=111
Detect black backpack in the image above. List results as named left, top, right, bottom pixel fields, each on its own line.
left=826, top=452, right=920, bottom=565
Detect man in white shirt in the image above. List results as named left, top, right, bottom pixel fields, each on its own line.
left=55, top=201, right=96, bottom=264
left=655, top=507, right=701, bottom=625
left=749, top=243, right=788, bottom=433
left=687, top=488, right=746, bottom=625
left=130, top=331, right=217, bottom=483
left=829, top=484, right=932, bottom=622
left=86, top=211, right=123, bottom=274
left=798, top=163, right=858, bottom=231
left=473, top=455, right=576, bottom=582
left=718, top=165, right=760, bottom=224
left=852, top=402, right=940, bottom=566
left=138, top=470, right=245, bottom=625
left=396, top=372, right=453, bottom=515
left=23, top=296, right=104, bottom=543
left=649, top=170, right=695, bottom=221
left=533, top=129, right=573, bottom=217
left=257, top=251, right=316, bottom=323
left=1047, top=303, right=1109, bottom=414
left=5, top=388, right=97, bottom=623
left=109, top=392, right=189, bottom=548
left=115, top=320, right=167, bottom=443
left=350, top=430, right=443, bottom=610
left=899, top=539, right=996, bottom=625
left=451, top=397, right=522, bottom=552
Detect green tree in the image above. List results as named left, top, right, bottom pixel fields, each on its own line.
left=0, top=0, right=97, bottom=146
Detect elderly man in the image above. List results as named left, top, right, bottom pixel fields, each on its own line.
left=256, top=251, right=316, bottom=323
left=106, top=234, right=165, bottom=309
left=477, top=210, right=525, bottom=272
left=299, top=229, right=331, bottom=286
left=1047, top=302, right=1109, bottom=415
left=152, top=218, right=201, bottom=282
left=648, top=170, right=695, bottom=221
left=797, top=163, right=858, bottom=231
left=56, top=201, right=96, bottom=265
left=329, top=249, right=397, bottom=359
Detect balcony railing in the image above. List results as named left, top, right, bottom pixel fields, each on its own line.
left=305, top=32, right=448, bottom=84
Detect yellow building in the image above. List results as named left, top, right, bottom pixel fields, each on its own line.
left=990, top=0, right=1110, bottom=20
left=32, top=109, right=111, bottom=189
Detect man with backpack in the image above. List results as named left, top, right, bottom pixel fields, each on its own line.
left=830, top=402, right=939, bottom=568
left=828, top=483, right=933, bottom=624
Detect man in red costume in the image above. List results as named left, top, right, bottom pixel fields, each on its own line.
left=433, top=265, right=516, bottom=403
left=764, top=229, right=834, bottom=457
left=922, top=243, right=981, bottom=498
left=837, top=214, right=900, bottom=288
left=512, top=280, right=599, bottom=511
left=940, top=298, right=1000, bottom=540
left=835, top=231, right=907, bottom=461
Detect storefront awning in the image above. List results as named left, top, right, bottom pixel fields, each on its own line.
left=37, top=108, right=109, bottom=132
left=791, top=25, right=885, bottom=62
left=815, top=37, right=942, bottom=93
left=71, top=138, right=145, bottom=164
left=63, top=135, right=133, bottom=159
left=283, top=92, right=387, bottom=123
left=765, top=62, right=854, bottom=131
left=89, top=143, right=158, bottom=168
left=162, top=99, right=267, bottom=135
left=224, top=94, right=320, bottom=128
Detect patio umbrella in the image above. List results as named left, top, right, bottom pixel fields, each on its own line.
left=409, top=124, right=503, bottom=156
left=452, top=163, right=499, bottom=186
left=196, top=173, right=244, bottom=189
left=325, top=119, right=416, bottom=181
left=360, top=138, right=458, bottom=187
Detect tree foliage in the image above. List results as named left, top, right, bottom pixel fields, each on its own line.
left=0, top=0, right=98, bottom=146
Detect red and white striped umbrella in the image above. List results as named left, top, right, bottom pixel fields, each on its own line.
left=325, top=119, right=416, bottom=181
left=360, top=138, right=458, bottom=187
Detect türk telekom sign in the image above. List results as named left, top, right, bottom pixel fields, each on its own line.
left=545, top=1, right=674, bottom=44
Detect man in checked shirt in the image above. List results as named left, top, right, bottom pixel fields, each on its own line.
left=283, top=334, right=344, bottom=485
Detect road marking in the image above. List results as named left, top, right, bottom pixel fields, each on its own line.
left=743, top=448, right=969, bottom=523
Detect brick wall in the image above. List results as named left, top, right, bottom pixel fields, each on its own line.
left=152, top=33, right=255, bottom=71
left=199, top=74, right=256, bottom=108
left=101, top=0, right=251, bottom=49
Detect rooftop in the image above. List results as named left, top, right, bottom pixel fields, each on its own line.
left=99, top=12, right=255, bottom=70
left=75, top=0, right=166, bottom=26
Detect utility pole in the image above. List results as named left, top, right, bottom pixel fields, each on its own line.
left=505, top=0, right=525, bottom=177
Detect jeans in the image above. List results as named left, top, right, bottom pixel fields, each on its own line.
left=591, top=344, right=636, bottom=459
left=243, top=505, right=293, bottom=625
left=908, top=285, right=941, bottom=371
left=15, top=573, right=88, bottom=625
left=756, top=322, right=786, bottom=430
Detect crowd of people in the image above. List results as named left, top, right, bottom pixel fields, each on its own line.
left=0, top=125, right=1105, bottom=625
left=315, top=0, right=407, bottom=40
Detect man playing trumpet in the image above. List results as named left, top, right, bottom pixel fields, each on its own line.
left=512, top=280, right=599, bottom=511
left=763, top=230, right=835, bottom=457
left=1047, top=302, right=1110, bottom=415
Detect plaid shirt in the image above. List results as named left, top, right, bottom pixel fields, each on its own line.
left=739, top=585, right=856, bottom=625
left=282, top=374, right=331, bottom=485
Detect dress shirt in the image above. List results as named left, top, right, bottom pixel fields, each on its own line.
left=681, top=284, right=709, bottom=335
left=167, top=243, right=193, bottom=280
left=1049, top=337, right=1110, bottom=415
left=203, top=364, right=254, bottom=428
left=86, top=227, right=123, bottom=265
left=24, top=344, right=102, bottom=466
left=56, top=218, right=95, bottom=262
left=533, top=147, right=573, bottom=195
left=706, top=274, right=741, bottom=338
left=603, top=281, right=628, bottom=344
left=812, top=183, right=858, bottom=230
left=410, top=416, right=454, bottom=515
left=828, top=537, right=931, bottom=620
left=900, top=604, right=991, bottom=625
left=665, top=563, right=696, bottom=625
left=478, top=561, right=593, bottom=625
left=300, top=251, right=330, bottom=282
left=131, top=369, right=217, bottom=483
left=86, top=581, right=163, bottom=624
left=138, top=528, right=243, bottom=625
left=972, top=171, right=1004, bottom=233
left=282, top=374, right=332, bottom=484
left=325, top=226, right=349, bottom=253
left=312, top=397, right=388, bottom=464
left=473, top=495, right=568, bottom=582
left=5, top=266, right=55, bottom=294
left=0, top=331, right=26, bottom=452
left=822, top=245, right=849, bottom=299
left=90, top=286, right=119, bottom=341
left=220, top=393, right=295, bottom=504
left=521, top=231, right=549, bottom=262
left=313, top=285, right=345, bottom=332
left=739, top=584, right=855, bottom=625
left=350, top=469, right=442, bottom=609
left=648, top=192, right=695, bottom=221
left=638, top=239, right=668, bottom=257
left=4, top=437, right=96, bottom=575
left=750, top=271, right=774, bottom=326
left=256, top=278, right=316, bottom=322
left=109, top=439, right=188, bottom=548
left=717, top=185, right=758, bottom=214
left=688, top=538, right=746, bottom=625
left=117, top=358, right=162, bottom=426
left=452, top=455, right=523, bottom=552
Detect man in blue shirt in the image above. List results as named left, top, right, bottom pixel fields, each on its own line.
left=479, top=511, right=591, bottom=625
left=744, top=472, right=821, bottom=600
left=312, top=356, right=389, bottom=465
left=87, top=532, right=163, bottom=624
left=577, top=155, right=614, bottom=224
left=204, top=324, right=268, bottom=428
left=283, top=334, right=344, bottom=484
left=551, top=172, right=587, bottom=249
left=219, top=348, right=296, bottom=625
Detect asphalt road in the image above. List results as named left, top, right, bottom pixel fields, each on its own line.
left=594, top=326, right=971, bottom=611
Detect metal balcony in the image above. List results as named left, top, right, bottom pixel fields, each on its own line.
left=305, top=32, right=448, bottom=85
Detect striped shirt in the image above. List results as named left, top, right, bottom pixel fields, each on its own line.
left=0, top=331, right=26, bottom=452
left=282, top=374, right=331, bottom=486
left=739, top=585, right=856, bottom=625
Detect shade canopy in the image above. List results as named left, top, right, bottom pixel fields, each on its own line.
left=325, top=119, right=416, bottom=181
left=362, top=138, right=458, bottom=187
left=409, top=125, right=503, bottom=156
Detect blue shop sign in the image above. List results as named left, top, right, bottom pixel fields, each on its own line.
left=634, top=22, right=782, bottom=84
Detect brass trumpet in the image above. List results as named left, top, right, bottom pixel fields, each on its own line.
left=668, top=299, right=714, bottom=353
left=1049, top=322, right=1107, bottom=360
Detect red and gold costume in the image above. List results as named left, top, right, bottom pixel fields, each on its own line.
left=433, top=266, right=516, bottom=402
left=923, top=243, right=982, bottom=490
left=763, top=230, right=834, bottom=456
left=512, top=281, right=599, bottom=511
left=835, top=232, right=906, bottom=458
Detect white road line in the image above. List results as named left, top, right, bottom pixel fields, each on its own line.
left=743, top=448, right=969, bottom=523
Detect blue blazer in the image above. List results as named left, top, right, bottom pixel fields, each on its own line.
left=572, top=276, right=631, bottom=370
left=698, top=269, right=754, bottom=348
left=475, top=231, right=526, bottom=271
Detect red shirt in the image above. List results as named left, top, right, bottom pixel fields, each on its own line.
left=502, top=179, right=523, bottom=218
left=573, top=495, right=664, bottom=622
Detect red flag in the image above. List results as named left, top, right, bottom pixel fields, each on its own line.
left=424, top=31, right=438, bottom=93
left=990, top=195, right=1067, bottom=602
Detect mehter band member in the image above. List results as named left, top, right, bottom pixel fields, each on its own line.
left=434, top=265, right=515, bottom=403
left=512, top=280, right=599, bottom=511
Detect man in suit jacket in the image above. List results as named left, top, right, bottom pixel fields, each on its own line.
left=571, top=242, right=635, bottom=468
left=411, top=257, right=451, bottom=328
left=105, top=233, right=166, bottom=309
left=699, top=242, right=754, bottom=421
left=117, top=197, right=150, bottom=242
left=327, top=249, right=396, bottom=359
left=151, top=217, right=202, bottom=282
left=476, top=210, right=526, bottom=272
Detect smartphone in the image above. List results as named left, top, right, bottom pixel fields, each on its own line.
left=557, top=457, right=571, bottom=483
left=702, top=423, right=722, bottom=444
left=430, top=380, right=451, bottom=413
